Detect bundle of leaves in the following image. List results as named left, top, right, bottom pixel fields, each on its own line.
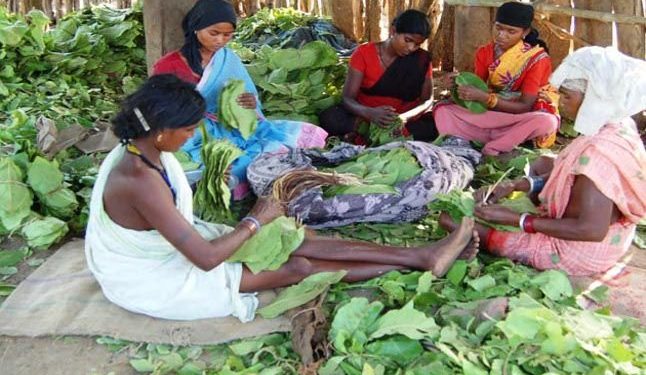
left=323, top=147, right=422, bottom=197
left=235, top=7, right=319, bottom=46
left=430, top=189, right=538, bottom=231
left=356, top=117, right=411, bottom=147
left=218, top=79, right=257, bottom=139
left=239, top=41, right=346, bottom=123
left=193, top=139, right=242, bottom=224
left=451, top=72, right=489, bottom=114
left=0, top=5, right=146, bottom=146
left=228, top=216, right=304, bottom=274
left=0, top=156, right=75, bottom=250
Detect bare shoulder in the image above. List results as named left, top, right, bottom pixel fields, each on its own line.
left=103, top=159, right=173, bottom=229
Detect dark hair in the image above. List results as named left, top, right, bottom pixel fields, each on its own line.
left=181, top=0, right=237, bottom=75
left=392, top=9, right=430, bottom=39
left=111, top=75, right=206, bottom=141
left=524, top=28, right=549, bottom=53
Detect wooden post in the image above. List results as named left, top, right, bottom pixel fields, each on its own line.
left=143, top=0, right=197, bottom=75
left=330, top=0, right=362, bottom=41
left=453, top=5, right=492, bottom=72
left=365, top=0, right=384, bottom=41
left=437, top=4, right=455, bottom=71
left=534, top=0, right=571, bottom=67
left=614, top=0, right=645, bottom=59
left=573, top=0, right=612, bottom=48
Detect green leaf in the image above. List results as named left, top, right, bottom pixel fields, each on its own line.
left=445, top=260, right=468, bottom=286
left=218, top=79, right=257, bottom=139
left=330, top=297, right=384, bottom=353
left=129, top=358, right=154, bottom=373
left=27, top=156, right=63, bottom=195
left=462, top=360, right=488, bottom=375
left=365, top=335, right=423, bottom=367
left=466, top=275, right=496, bottom=292
left=370, top=301, right=439, bottom=341
left=451, top=72, right=488, bottom=114
left=258, top=270, right=347, bottom=319
left=529, top=270, right=573, bottom=301
left=228, top=340, right=264, bottom=356
left=0, top=282, right=16, bottom=296
left=0, top=249, right=28, bottom=267
left=21, top=216, right=68, bottom=250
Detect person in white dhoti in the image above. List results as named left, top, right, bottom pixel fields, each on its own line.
left=85, top=75, right=476, bottom=322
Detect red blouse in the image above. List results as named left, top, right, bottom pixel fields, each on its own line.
left=349, top=42, right=433, bottom=113
left=152, top=51, right=201, bottom=85
left=473, top=42, right=552, bottom=96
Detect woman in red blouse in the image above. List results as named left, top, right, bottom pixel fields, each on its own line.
left=318, top=10, right=437, bottom=143
left=434, top=2, right=559, bottom=156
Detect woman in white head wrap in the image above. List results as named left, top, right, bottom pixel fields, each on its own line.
left=440, top=47, right=646, bottom=276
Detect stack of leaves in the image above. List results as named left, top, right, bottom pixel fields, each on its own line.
left=0, top=5, right=145, bottom=146
left=451, top=72, right=489, bottom=113
left=357, top=117, right=411, bottom=147
left=228, top=216, right=305, bottom=274
left=193, top=139, right=242, bottom=223
left=218, top=79, right=257, bottom=139
left=323, top=147, right=422, bottom=197
left=430, top=189, right=538, bottom=231
left=240, top=41, right=346, bottom=123
left=234, top=7, right=319, bottom=46
left=0, top=156, right=71, bottom=250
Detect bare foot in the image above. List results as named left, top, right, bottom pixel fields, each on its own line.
left=423, top=217, right=474, bottom=277
left=458, top=230, right=480, bottom=261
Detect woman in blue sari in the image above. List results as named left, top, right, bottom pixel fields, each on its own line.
left=153, top=0, right=328, bottom=198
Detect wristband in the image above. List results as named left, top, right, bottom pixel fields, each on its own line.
left=241, top=216, right=261, bottom=234
left=518, top=213, right=529, bottom=231
left=487, top=93, right=499, bottom=109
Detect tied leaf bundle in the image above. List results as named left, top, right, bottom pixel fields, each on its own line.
left=324, top=147, right=422, bottom=197
left=218, top=79, right=257, bottom=140
left=228, top=216, right=305, bottom=274
left=193, top=140, right=242, bottom=223
left=451, top=72, right=489, bottom=114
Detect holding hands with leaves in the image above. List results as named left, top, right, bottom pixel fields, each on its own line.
left=236, top=93, right=257, bottom=109
left=248, top=196, right=285, bottom=225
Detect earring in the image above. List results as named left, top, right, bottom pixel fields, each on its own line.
left=156, top=133, right=163, bottom=143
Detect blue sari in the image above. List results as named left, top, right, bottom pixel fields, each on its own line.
left=181, top=48, right=327, bottom=197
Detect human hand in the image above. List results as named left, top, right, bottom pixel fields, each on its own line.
left=367, top=106, right=397, bottom=126
left=475, top=181, right=516, bottom=204
left=237, top=93, right=257, bottom=109
left=457, top=85, right=488, bottom=103
left=443, top=72, right=459, bottom=89
left=248, top=196, right=285, bottom=225
left=474, top=204, right=520, bottom=226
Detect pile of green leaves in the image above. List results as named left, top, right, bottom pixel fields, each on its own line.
left=0, top=155, right=78, bottom=250
left=323, top=147, right=422, bottom=197
left=218, top=79, right=257, bottom=139
left=235, top=7, right=319, bottom=47
left=193, top=139, right=242, bottom=223
left=237, top=40, right=346, bottom=123
left=451, top=72, right=488, bottom=114
left=0, top=5, right=146, bottom=145
left=228, top=216, right=304, bottom=274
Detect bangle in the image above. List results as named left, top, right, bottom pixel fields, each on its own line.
left=522, top=176, right=535, bottom=193
left=524, top=215, right=537, bottom=233
left=532, top=176, right=545, bottom=194
left=519, top=213, right=529, bottom=231
left=241, top=216, right=261, bottom=234
left=487, top=93, right=498, bottom=109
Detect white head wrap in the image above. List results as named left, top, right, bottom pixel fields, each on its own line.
left=549, top=46, right=646, bottom=136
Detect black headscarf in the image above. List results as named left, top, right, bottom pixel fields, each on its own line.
left=181, top=0, right=237, bottom=76
left=495, top=2, right=549, bottom=52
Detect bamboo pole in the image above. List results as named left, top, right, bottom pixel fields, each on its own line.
left=444, top=0, right=646, bottom=25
